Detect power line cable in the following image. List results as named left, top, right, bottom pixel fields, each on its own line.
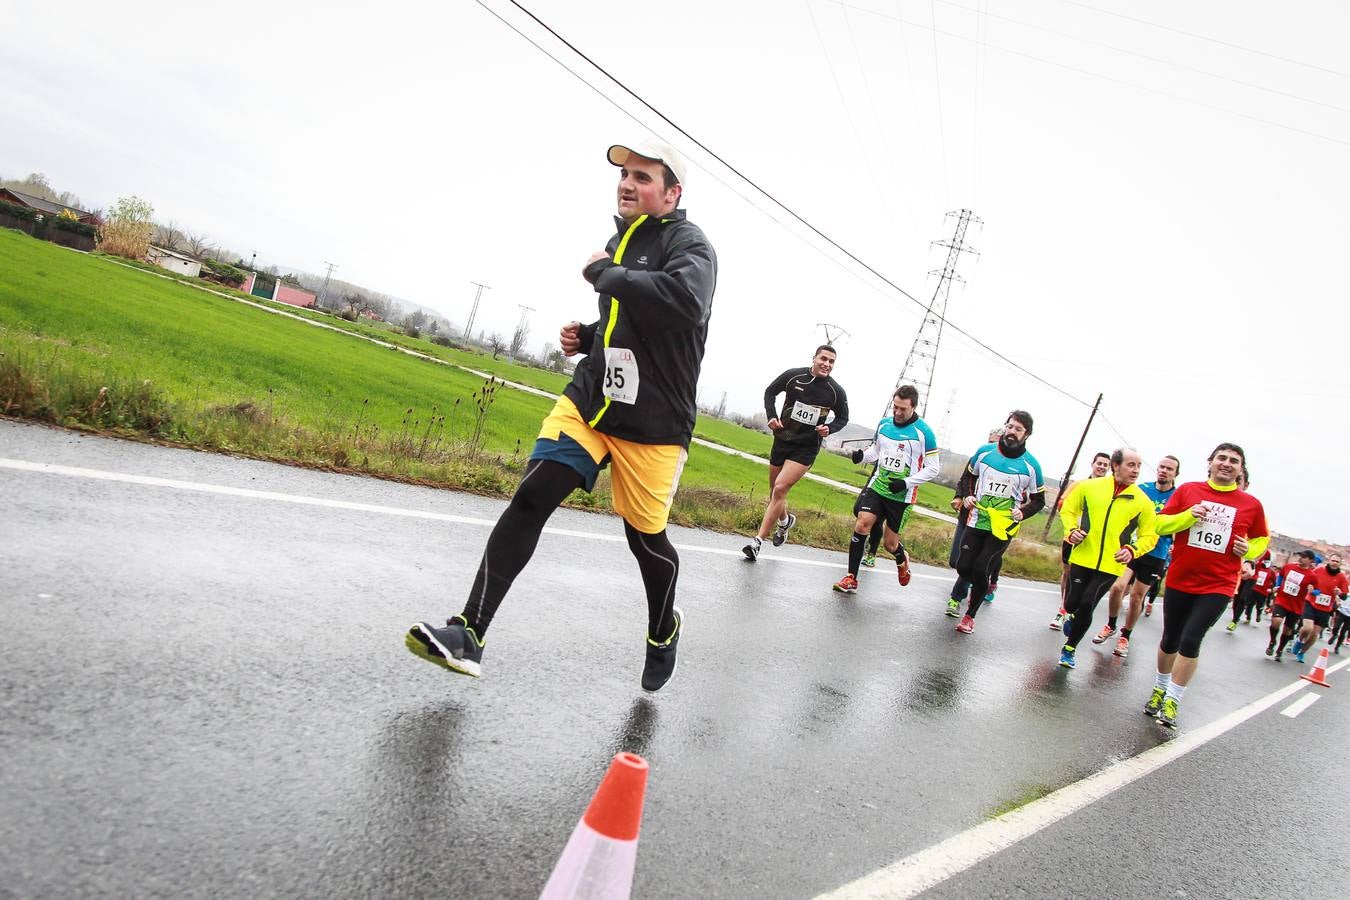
left=933, top=0, right=1350, bottom=116
left=1052, top=0, right=1350, bottom=81
left=927, top=0, right=952, bottom=201
left=830, top=1, right=1350, bottom=148
left=483, top=0, right=1094, bottom=407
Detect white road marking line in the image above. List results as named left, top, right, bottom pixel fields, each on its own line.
left=1280, top=693, right=1321, bottom=718
left=0, top=456, right=1054, bottom=593
left=815, top=656, right=1350, bottom=900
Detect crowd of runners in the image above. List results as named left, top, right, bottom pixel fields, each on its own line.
left=403, top=137, right=1345, bottom=733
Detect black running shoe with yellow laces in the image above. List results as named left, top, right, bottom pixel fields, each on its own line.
left=641, top=607, right=683, bottom=693
left=406, top=616, right=484, bottom=677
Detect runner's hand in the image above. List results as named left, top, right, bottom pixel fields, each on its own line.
left=560, top=321, right=583, bottom=355
left=583, top=251, right=611, bottom=281
left=767, top=418, right=783, bottom=432
left=850, top=449, right=865, bottom=464
left=1011, top=507, right=1025, bottom=522
left=815, top=424, right=830, bottom=437
left=1114, top=546, right=1135, bottom=564
left=1067, top=528, right=1086, bottom=545
left=1231, top=535, right=1249, bottom=557
left=962, top=496, right=978, bottom=510
left=888, top=476, right=907, bottom=495
left=1189, top=502, right=1210, bottom=520
left=950, top=498, right=963, bottom=511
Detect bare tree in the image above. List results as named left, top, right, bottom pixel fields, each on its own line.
left=510, top=319, right=531, bottom=358
left=342, top=289, right=375, bottom=319
left=184, top=231, right=212, bottom=259
left=153, top=220, right=184, bottom=251
left=487, top=333, right=507, bottom=359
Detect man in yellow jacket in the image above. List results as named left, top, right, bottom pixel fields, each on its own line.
left=1057, top=448, right=1159, bottom=669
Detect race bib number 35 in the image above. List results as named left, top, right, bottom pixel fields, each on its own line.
left=789, top=403, right=822, bottom=426
left=603, top=347, right=639, bottom=405
left=1188, top=503, right=1236, bottom=554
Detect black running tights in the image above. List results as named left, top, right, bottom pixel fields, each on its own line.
left=1159, top=588, right=1230, bottom=658
left=1333, top=613, right=1350, bottom=650
left=957, top=528, right=1010, bottom=619
left=1061, top=564, right=1119, bottom=647
left=458, top=459, right=679, bottom=642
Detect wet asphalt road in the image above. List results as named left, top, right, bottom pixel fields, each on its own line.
left=2, top=418, right=1346, bottom=899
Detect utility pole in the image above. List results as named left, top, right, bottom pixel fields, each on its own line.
left=816, top=322, right=850, bottom=346
left=318, top=260, right=338, bottom=309
left=894, top=209, right=981, bottom=417
left=465, top=281, right=490, bottom=341
left=1043, top=392, right=1103, bottom=539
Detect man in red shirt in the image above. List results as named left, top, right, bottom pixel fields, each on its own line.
left=1268, top=550, right=1317, bottom=661
left=1143, top=443, right=1269, bottom=729
left=1292, top=553, right=1348, bottom=663
left=1247, top=553, right=1277, bottom=623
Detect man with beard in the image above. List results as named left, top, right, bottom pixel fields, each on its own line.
left=1091, top=455, right=1180, bottom=657
left=831, top=384, right=939, bottom=594
left=1056, top=448, right=1158, bottom=668
left=951, top=411, right=1046, bottom=634
left=1292, top=553, right=1348, bottom=663
left=744, top=345, right=849, bottom=560
left=1143, top=443, right=1268, bottom=728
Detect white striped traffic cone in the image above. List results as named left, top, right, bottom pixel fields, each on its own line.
left=539, top=752, right=649, bottom=900
left=1300, top=647, right=1333, bottom=687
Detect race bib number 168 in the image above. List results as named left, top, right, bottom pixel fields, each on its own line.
left=1187, top=503, right=1236, bottom=554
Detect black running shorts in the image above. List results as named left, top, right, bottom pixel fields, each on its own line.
left=1302, top=604, right=1332, bottom=628
left=856, top=487, right=912, bottom=533
left=1127, top=554, right=1168, bottom=586
left=769, top=438, right=819, bottom=468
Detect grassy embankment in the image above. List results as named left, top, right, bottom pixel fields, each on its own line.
left=0, top=229, right=1059, bottom=579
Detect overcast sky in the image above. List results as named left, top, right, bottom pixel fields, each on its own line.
left=4, top=1, right=1347, bottom=542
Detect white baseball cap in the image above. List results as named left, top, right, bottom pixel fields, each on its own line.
left=607, top=138, right=687, bottom=186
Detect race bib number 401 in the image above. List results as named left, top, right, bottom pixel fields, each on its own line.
left=602, top=347, right=639, bottom=405
left=789, top=402, right=822, bottom=426
left=1188, top=502, right=1236, bottom=554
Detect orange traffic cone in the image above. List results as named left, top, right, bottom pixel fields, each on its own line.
left=1300, top=647, right=1333, bottom=687
left=539, top=752, right=649, bottom=899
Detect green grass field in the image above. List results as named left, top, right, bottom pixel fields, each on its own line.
left=0, top=229, right=1060, bottom=579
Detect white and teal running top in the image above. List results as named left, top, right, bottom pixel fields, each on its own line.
left=859, top=414, right=940, bottom=503
left=964, top=442, right=1045, bottom=532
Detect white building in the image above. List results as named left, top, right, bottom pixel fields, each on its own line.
left=146, top=245, right=202, bottom=278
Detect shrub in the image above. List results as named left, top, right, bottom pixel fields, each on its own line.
left=0, top=199, right=38, bottom=222
left=98, top=195, right=154, bottom=260
left=50, top=217, right=97, bottom=237
left=200, top=258, right=246, bottom=286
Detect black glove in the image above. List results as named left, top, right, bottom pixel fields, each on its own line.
left=851, top=449, right=865, bottom=464
left=888, top=476, right=908, bottom=494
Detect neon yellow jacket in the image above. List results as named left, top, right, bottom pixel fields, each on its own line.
left=1059, top=476, right=1159, bottom=575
